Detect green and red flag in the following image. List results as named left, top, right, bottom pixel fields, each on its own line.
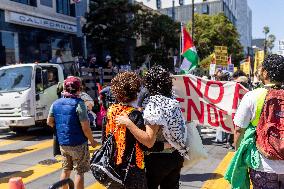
left=180, top=27, right=199, bottom=73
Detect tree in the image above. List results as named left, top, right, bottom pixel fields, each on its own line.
left=84, top=0, right=141, bottom=64
left=133, top=13, right=180, bottom=70
left=84, top=0, right=179, bottom=69
left=187, top=13, right=244, bottom=66
left=263, top=26, right=270, bottom=55
left=267, top=34, right=276, bottom=53
left=262, top=26, right=276, bottom=54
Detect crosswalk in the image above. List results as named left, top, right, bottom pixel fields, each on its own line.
left=0, top=129, right=104, bottom=189
left=0, top=128, right=235, bottom=189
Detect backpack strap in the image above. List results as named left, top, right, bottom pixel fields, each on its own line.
left=251, top=88, right=268, bottom=127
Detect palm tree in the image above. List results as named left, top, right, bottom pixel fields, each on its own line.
left=267, top=34, right=276, bottom=53
left=263, top=26, right=270, bottom=55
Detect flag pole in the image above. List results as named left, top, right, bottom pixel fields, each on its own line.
left=180, top=22, right=183, bottom=71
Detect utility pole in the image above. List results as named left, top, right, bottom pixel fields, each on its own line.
left=74, top=0, right=86, bottom=58
left=172, top=0, right=175, bottom=20
left=192, top=0, right=195, bottom=40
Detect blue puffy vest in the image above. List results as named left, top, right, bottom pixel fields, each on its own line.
left=53, top=98, right=87, bottom=146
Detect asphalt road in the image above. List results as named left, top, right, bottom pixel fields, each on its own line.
left=0, top=127, right=233, bottom=189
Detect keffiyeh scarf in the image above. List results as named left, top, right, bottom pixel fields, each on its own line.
left=143, top=95, right=189, bottom=159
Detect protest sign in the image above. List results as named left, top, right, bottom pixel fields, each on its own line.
left=173, top=74, right=248, bottom=133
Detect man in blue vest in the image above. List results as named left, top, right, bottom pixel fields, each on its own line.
left=47, top=76, right=98, bottom=189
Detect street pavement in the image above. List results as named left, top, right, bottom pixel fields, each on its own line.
left=0, top=127, right=234, bottom=189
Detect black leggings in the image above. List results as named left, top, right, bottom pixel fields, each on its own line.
left=145, top=150, right=184, bottom=189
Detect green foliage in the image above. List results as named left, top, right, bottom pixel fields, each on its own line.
left=187, top=13, right=244, bottom=65
left=84, top=0, right=141, bottom=63
left=262, top=26, right=276, bottom=54
left=134, top=14, right=180, bottom=69
left=267, top=34, right=276, bottom=53
left=199, top=55, right=211, bottom=70
left=84, top=0, right=180, bottom=69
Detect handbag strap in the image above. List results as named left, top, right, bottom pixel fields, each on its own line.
left=123, top=143, right=136, bottom=182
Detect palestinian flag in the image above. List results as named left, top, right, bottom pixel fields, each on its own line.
left=180, top=27, right=199, bottom=73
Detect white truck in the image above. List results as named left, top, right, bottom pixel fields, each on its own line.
left=0, top=63, right=65, bottom=133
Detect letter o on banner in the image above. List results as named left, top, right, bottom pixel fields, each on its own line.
left=204, top=81, right=224, bottom=104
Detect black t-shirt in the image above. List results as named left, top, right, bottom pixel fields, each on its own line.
left=101, top=109, right=164, bottom=168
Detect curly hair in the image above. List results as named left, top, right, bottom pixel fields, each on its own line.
left=262, top=54, right=284, bottom=83
left=111, top=72, right=141, bottom=103
left=144, top=66, right=173, bottom=97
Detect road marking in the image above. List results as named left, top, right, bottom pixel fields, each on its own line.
left=201, top=152, right=234, bottom=189
left=0, top=139, right=52, bottom=162
left=0, top=162, right=62, bottom=188
left=86, top=182, right=106, bottom=189
left=0, top=136, right=35, bottom=147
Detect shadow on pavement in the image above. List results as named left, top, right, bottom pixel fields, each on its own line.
left=0, top=170, right=33, bottom=183
left=0, top=148, right=33, bottom=155
left=180, top=173, right=223, bottom=182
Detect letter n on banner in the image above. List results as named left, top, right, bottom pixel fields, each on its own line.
left=187, top=99, right=204, bottom=124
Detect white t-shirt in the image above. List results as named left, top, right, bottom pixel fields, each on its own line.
left=234, top=89, right=284, bottom=174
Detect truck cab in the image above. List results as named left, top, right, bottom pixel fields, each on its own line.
left=0, top=63, right=64, bottom=133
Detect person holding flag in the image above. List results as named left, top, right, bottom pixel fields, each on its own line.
left=180, top=26, right=199, bottom=74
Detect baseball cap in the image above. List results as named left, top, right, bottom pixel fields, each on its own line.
left=64, top=76, right=81, bottom=93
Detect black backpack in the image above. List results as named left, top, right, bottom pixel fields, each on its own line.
left=90, top=131, right=135, bottom=188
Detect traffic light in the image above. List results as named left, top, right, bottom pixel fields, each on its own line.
left=156, top=0, right=161, bottom=9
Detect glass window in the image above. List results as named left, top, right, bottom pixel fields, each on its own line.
left=40, top=0, right=52, bottom=7
left=0, top=66, right=32, bottom=93
left=51, top=37, right=73, bottom=62
left=41, top=66, right=59, bottom=89
left=0, top=31, right=16, bottom=66
left=35, top=67, right=43, bottom=93
left=11, top=0, right=37, bottom=7
left=56, top=0, right=73, bottom=16
left=18, top=31, right=52, bottom=63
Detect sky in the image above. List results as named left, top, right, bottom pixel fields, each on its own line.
left=248, top=0, right=284, bottom=51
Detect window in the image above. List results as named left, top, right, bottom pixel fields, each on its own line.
left=0, top=31, right=17, bottom=66
left=202, top=4, right=209, bottom=14
left=56, top=0, right=75, bottom=16
left=40, top=0, right=52, bottom=7
left=35, top=67, right=43, bottom=93
left=0, top=66, right=32, bottom=93
left=41, top=66, right=59, bottom=89
left=11, top=0, right=37, bottom=7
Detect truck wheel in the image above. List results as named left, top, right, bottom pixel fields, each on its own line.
left=10, top=127, right=29, bottom=134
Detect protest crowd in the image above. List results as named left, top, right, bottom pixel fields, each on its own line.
left=43, top=45, right=284, bottom=189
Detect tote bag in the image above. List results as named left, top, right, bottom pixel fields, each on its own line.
left=181, top=122, right=208, bottom=174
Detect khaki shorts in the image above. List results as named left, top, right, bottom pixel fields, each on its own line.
left=60, top=143, right=90, bottom=174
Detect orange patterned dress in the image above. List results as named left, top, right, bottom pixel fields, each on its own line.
left=105, top=104, right=145, bottom=169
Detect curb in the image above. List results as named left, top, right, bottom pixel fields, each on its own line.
left=0, top=127, right=10, bottom=133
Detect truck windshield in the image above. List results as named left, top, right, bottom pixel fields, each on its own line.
left=0, top=66, right=32, bottom=93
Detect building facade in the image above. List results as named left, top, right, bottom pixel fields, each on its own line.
left=0, top=0, right=88, bottom=66
left=137, top=0, right=252, bottom=54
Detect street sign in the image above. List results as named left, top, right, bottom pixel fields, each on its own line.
left=214, top=46, right=228, bottom=66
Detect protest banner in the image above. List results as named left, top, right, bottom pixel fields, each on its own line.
left=173, top=74, right=248, bottom=133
